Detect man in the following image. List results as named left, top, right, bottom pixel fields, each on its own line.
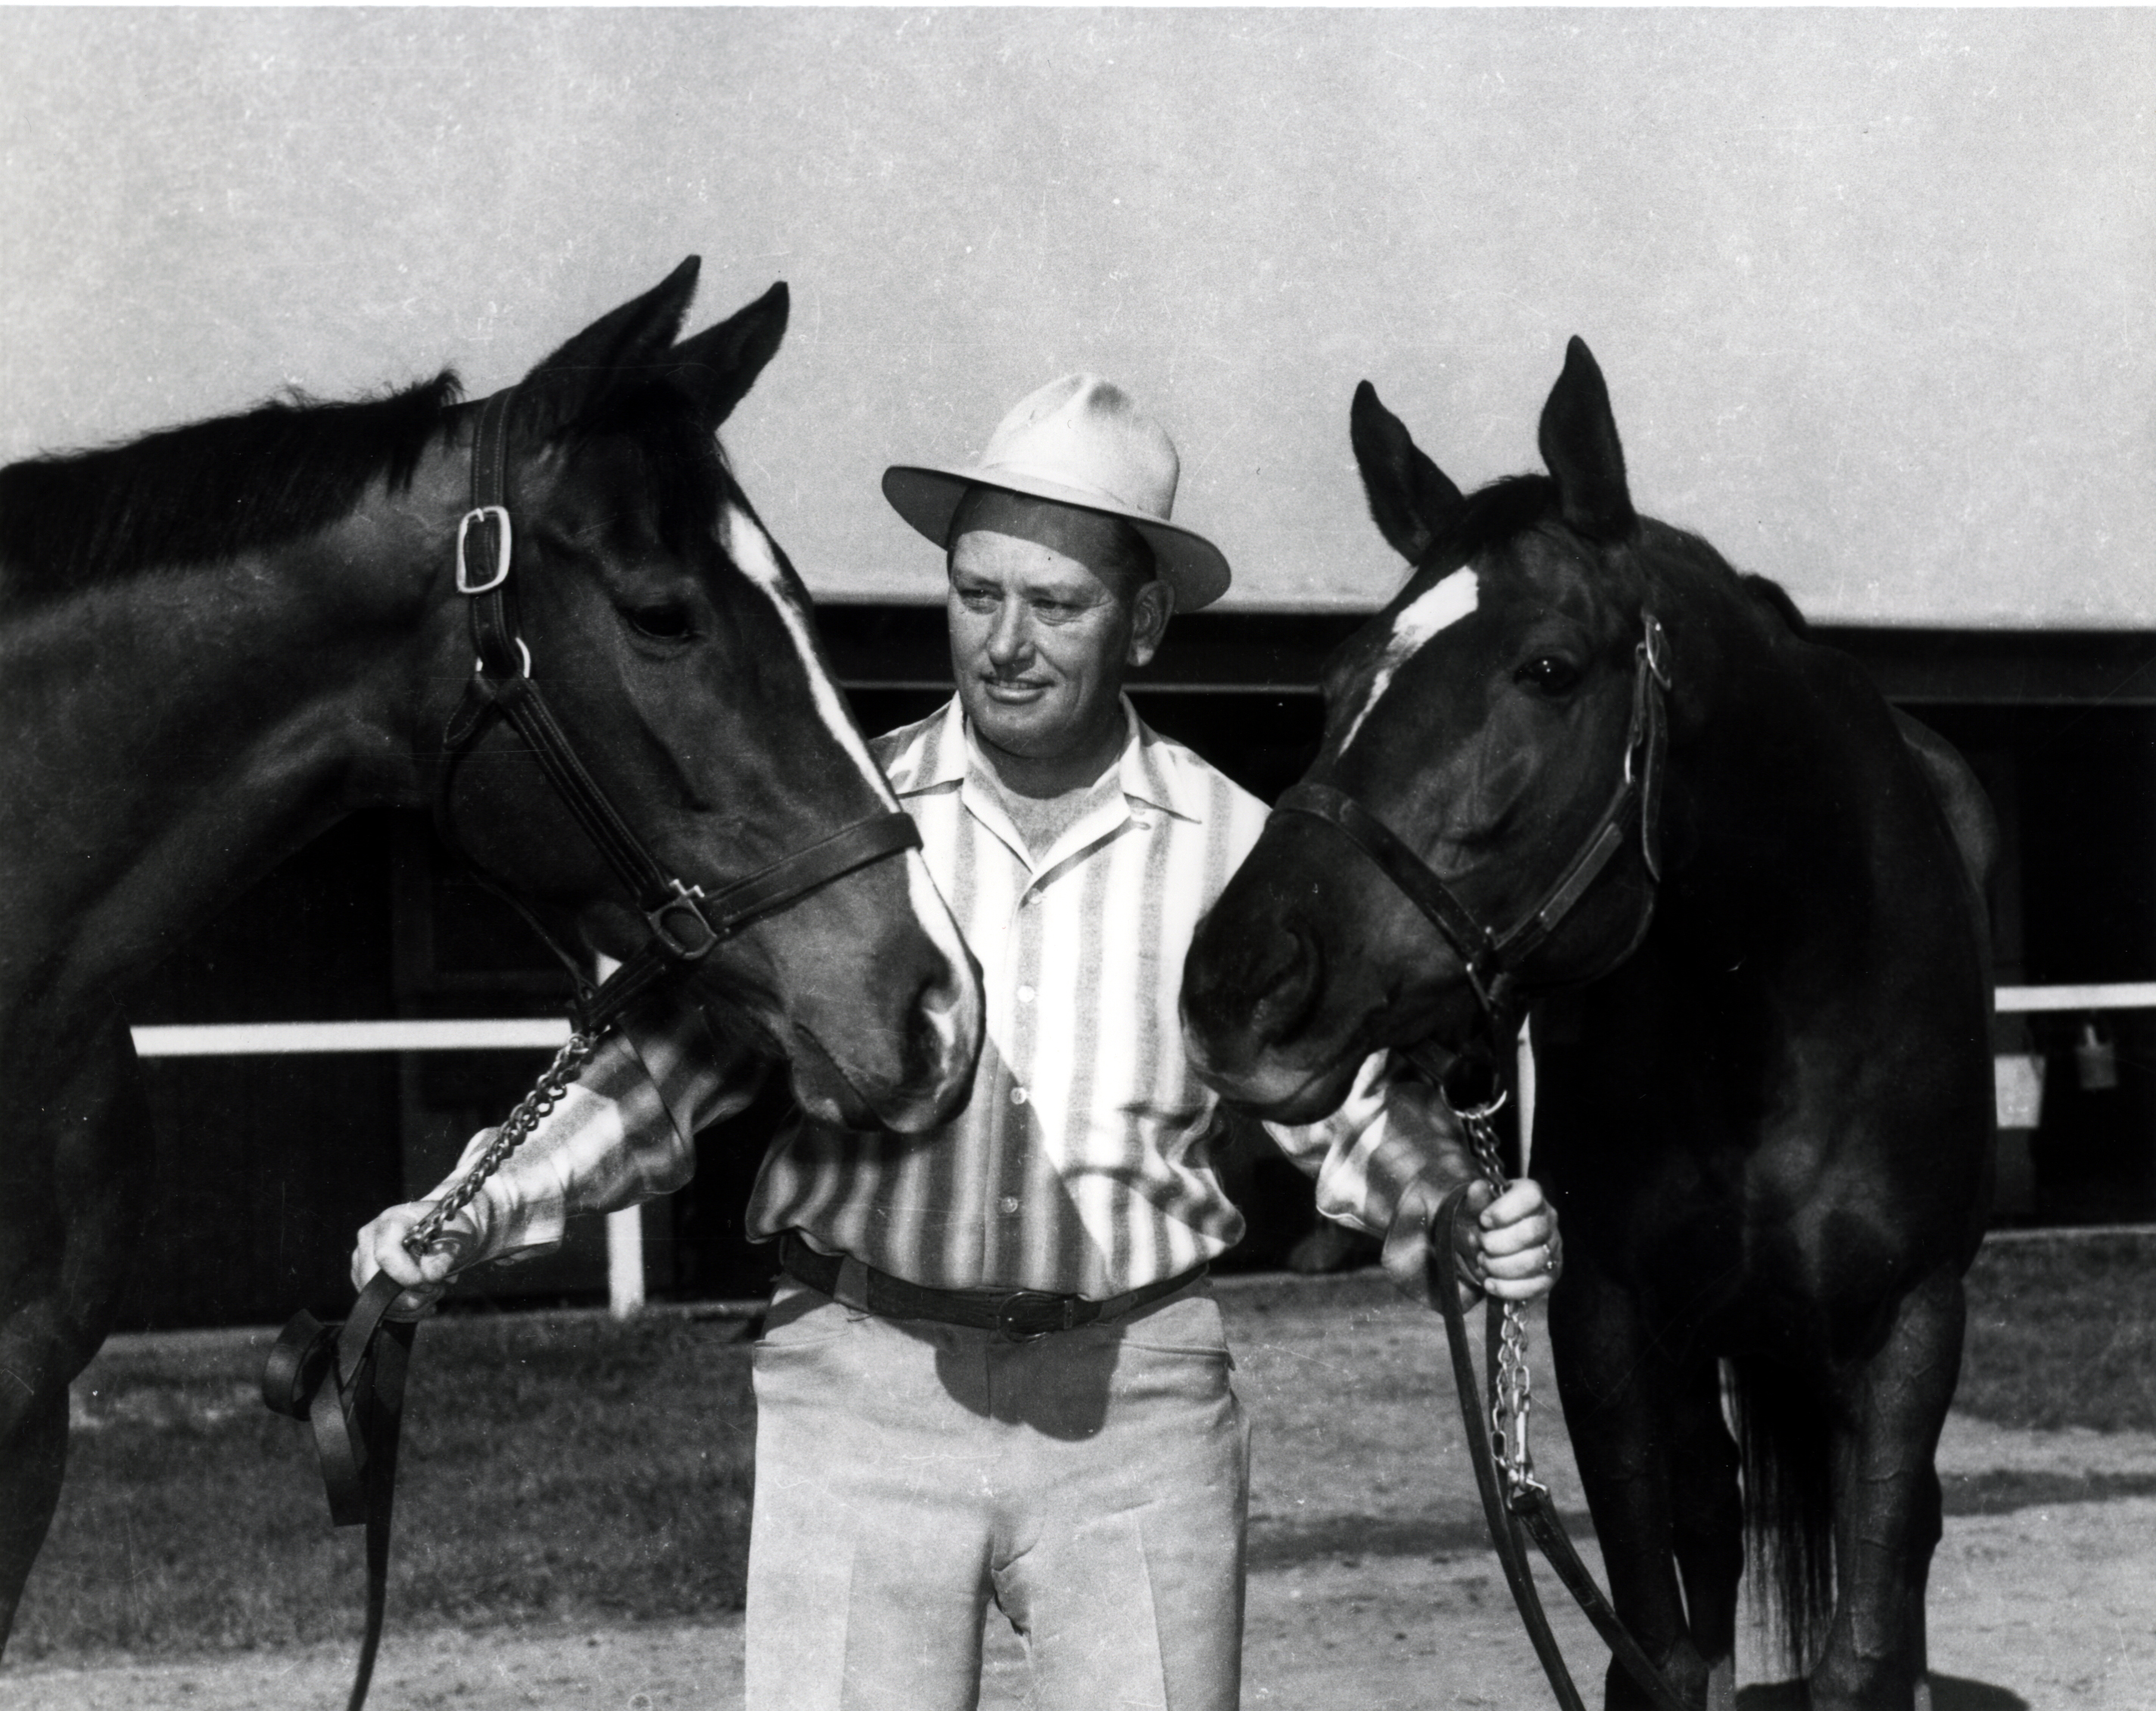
left=354, top=373, right=1561, bottom=1710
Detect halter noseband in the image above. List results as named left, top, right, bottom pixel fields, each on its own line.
left=435, top=388, right=922, bottom=1032
left=1275, top=613, right=1672, bottom=1042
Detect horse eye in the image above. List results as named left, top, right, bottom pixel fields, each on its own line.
left=622, top=603, right=694, bottom=642
left=1515, top=656, right=1581, bottom=695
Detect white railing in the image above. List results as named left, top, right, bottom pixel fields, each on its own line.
left=1995, top=982, right=2156, bottom=1014
left=130, top=1018, right=573, bottom=1056
left=129, top=980, right=2156, bottom=1301
left=128, top=1014, right=634, bottom=1310
left=130, top=982, right=2156, bottom=1066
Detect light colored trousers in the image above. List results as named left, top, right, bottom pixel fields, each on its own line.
left=743, top=1276, right=1250, bottom=1711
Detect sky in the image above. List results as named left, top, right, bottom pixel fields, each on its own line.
left=2, top=8, right=2150, bottom=624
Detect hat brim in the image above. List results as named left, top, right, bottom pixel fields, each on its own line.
left=882, top=463, right=1232, bottom=611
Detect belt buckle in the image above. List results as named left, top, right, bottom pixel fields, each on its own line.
left=992, top=1289, right=1074, bottom=1343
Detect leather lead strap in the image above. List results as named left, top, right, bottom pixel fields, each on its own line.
left=1432, top=1188, right=1693, bottom=1711
left=1432, top=1186, right=1592, bottom=1711
left=261, top=1270, right=415, bottom=1711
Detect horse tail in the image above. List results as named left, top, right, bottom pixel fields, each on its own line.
left=1726, top=1353, right=1836, bottom=1676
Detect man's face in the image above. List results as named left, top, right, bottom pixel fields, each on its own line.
left=946, top=491, right=1167, bottom=765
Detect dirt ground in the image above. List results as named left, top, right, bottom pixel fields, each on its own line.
left=5, top=1274, right=2152, bottom=1710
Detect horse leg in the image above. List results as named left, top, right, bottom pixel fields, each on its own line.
left=1810, top=1266, right=1964, bottom=1711
left=1665, top=1357, right=1742, bottom=1711
left=1549, top=1264, right=1713, bottom=1711
left=1904, top=1457, right=1943, bottom=1711
left=0, top=1027, right=153, bottom=1652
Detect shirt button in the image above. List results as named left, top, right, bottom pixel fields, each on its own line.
left=1010, top=1086, right=1029, bottom=1106
left=1017, top=986, right=1036, bottom=1005
left=999, top=1195, right=1021, bottom=1215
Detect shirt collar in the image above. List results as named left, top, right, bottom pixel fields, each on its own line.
left=888, top=696, right=970, bottom=794
left=890, top=694, right=1202, bottom=827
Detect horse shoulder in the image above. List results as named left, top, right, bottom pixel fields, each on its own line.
left=1784, top=636, right=1997, bottom=940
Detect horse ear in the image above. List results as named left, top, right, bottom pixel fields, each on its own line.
left=1538, top=337, right=1635, bottom=541
left=1350, top=380, right=1463, bottom=566
left=669, top=282, right=790, bottom=429
left=517, top=256, right=704, bottom=432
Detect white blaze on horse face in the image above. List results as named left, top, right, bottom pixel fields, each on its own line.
left=719, top=500, right=893, bottom=807
left=717, top=500, right=978, bottom=1047
left=1337, top=567, right=1480, bottom=754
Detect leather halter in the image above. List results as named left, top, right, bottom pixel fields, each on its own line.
left=433, top=388, right=922, bottom=1032
left=1276, top=625, right=1690, bottom=1711
left=1276, top=613, right=1672, bottom=1036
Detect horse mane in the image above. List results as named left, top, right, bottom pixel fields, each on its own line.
left=0, top=373, right=463, bottom=610
left=1434, top=472, right=1560, bottom=570
left=1631, top=516, right=1816, bottom=640
left=1419, top=480, right=1820, bottom=665
left=1737, top=570, right=1812, bottom=638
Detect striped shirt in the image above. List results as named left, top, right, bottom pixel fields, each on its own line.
left=433, top=697, right=1441, bottom=1296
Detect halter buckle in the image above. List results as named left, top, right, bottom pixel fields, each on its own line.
left=646, top=881, right=720, bottom=961
left=473, top=637, right=533, bottom=681
left=1624, top=615, right=1670, bottom=787
left=456, top=505, right=513, bottom=595
left=1640, top=612, right=1672, bottom=690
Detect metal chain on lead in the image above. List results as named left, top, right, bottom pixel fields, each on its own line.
left=1453, top=1086, right=1547, bottom=1500
left=405, top=1029, right=603, bottom=1255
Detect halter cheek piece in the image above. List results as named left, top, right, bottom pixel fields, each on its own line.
left=269, top=387, right=928, bottom=1711
left=1275, top=619, right=1691, bottom=1711
left=1274, top=613, right=1672, bottom=1039
left=434, top=387, right=922, bottom=1035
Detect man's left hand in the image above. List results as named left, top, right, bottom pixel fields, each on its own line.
left=1382, top=1174, right=1562, bottom=1311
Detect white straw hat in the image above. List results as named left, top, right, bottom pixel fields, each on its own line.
left=882, top=374, right=1232, bottom=610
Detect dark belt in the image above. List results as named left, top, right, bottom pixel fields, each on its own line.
left=777, top=1232, right=1206, bottom=1342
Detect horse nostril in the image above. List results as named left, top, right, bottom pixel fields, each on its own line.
left=904, top=959, right=973, bottom=1075
left=1243, top=921, right=1323, bottom=1046
left=904, top=980, right=944, bottom=1077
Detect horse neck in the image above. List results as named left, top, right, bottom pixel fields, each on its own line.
left=1653, top=591, right=1883, bottom=976
left=0, top=438, right=469, bottom=1024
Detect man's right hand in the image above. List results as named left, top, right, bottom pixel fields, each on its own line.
left=351, top=1202, right=475, bottom=1319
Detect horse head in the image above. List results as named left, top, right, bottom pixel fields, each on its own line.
left=1183, top=338, right=1672, bottom=1122
left=422, top=260, right=982, bottom=1133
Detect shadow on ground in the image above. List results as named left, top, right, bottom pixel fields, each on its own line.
left=1738, top=1677, right=2027, bottom=1710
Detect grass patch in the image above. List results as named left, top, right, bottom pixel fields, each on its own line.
left=11, top=1311, right=757, bottom=1663
left=9, top=1233, right=2153, bottom=1665
left=1955, top=1232, right=2156, bottom=1432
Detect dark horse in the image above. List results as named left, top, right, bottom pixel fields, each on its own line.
left=1183, top=341, right=1993, bottom=1711
left=0, top=258, right=982, bottom=1649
